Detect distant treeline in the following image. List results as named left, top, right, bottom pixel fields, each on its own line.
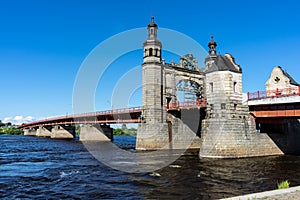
left=0, top=121, right=23, bottom=135
left=113, top=124, right=137, bottom=136
left=113, top=128, right=137, bottom=136
left=0, top=127, right=23, bottom=135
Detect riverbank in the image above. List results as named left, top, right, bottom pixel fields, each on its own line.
left=222, top=185, right=300, bottom=200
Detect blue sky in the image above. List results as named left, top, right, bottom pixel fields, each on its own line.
left=1, top=0, right=300, bottom=124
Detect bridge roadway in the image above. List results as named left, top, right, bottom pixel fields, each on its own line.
left=18, top=100, right=207, bottom=129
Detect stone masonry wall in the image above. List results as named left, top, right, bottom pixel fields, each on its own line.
left=136, top=115, right=200, bottom=150
left=200, top=119, right=283, bottom=158
left=201, top=69, right=283, bottom=158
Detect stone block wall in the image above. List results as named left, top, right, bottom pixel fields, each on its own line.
left=136, top=115, right=200, bottom=150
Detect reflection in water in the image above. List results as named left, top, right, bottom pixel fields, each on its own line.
left=1, top=135, right=300, bottom=199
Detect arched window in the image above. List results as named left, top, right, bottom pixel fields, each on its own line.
left=210, top=82, right=213, bottom=93
left=233, top=81, right=237, bottom=93
left=149, top=48, right=153, bottom=56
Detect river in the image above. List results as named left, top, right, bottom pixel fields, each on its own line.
left=1, top=135, right=300, bottom=199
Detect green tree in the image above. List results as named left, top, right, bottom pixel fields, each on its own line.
left=0, top=122, right=5, bottom=127
left=113, top=128, right=125, bottom=135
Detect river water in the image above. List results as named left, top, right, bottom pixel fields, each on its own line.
left=1, top=135, right=300, bottom=199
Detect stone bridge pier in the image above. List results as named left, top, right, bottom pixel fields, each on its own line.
left=36, top=126, right=52, bottom=137
left=51, top=125, right=75, bottom=139
left=23, top=128, right=37, bottom=136
left=79, top=124, right=113, bottom=141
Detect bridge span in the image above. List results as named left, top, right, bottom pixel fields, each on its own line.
left=247, top=87, right=300, bottom=154
left=18, top=100, right=207, bottom=129
left=18, top=100, right=207, bottom=141
left=248, top=86, right=300, bottom=118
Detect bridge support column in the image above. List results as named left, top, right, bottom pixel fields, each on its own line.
left=136, top=122, right=169, bottom=150
left=36, top=126, right=52, bottom=137
left=51, top=125, right=75, bottom=139
left=136, top=114, right=201, bottom=150
left=23, top=128, right=36, bottom=136
left=79, top=124, right=113, bottom=141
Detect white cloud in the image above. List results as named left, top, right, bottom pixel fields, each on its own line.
left=2, top=116, right=35, bottom=125
left=3, top=117, right=11, bottom=123
left=13, top=116, right=23, bottom=121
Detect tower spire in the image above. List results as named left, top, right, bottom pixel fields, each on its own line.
left=143, top=16, right=161, bottom=62
left=208, top=35, right=217, bottom=57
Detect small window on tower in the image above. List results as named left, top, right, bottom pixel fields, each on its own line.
left=210, top=82, right=213, bottom=93
left=149, top=48, right=153, bottom=56
left=221, top=103, right=226, bottom=109
left=233, top=81, right=237, bottom=93
left=234, top=104, right=237, bottom=110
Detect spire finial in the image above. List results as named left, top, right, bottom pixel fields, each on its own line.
left=208, top=34, right=217, bottom=57
left=148, top=15, right=157, bottom=28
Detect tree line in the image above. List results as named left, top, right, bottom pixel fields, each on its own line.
left=0, top=121, right=23, bottom=135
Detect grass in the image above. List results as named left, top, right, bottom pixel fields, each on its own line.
left=277, top=180, right=290, bottom=189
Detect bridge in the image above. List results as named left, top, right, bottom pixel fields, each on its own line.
left=19, top=17, right=300, bottom=158
left=19, top=99, right=207, bottom=129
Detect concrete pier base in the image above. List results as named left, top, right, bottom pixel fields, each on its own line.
left=79, top=124, right=113, bottom=141
left=51, top=125, right=74, bottom=139
left=23, top=129, right=36, bottom=136
left=36, top=126, right=51, bottom=137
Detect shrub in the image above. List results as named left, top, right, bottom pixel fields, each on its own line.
left=277, top=180, right=290, bottom=189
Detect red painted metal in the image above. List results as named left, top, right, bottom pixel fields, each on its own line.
left=167, top=99, right=207, bottom=110
left=249, top=102, right=300, bottom=118
left=248, top=87, right=300, bottom=100
left=18, top=107, right=142, bottom=129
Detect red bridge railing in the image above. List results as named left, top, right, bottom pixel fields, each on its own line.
left=248, top=86, right=300, bottom=101
left=166, top=99, right=207, bottom=110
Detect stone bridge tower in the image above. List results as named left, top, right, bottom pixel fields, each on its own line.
left=141, top=16, right=164, bottom=124
left=136, top=17, right=169, bottom=150
left=136, top=17, right=203, bottom=150
left=200, top=37, right=282, bottom=158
